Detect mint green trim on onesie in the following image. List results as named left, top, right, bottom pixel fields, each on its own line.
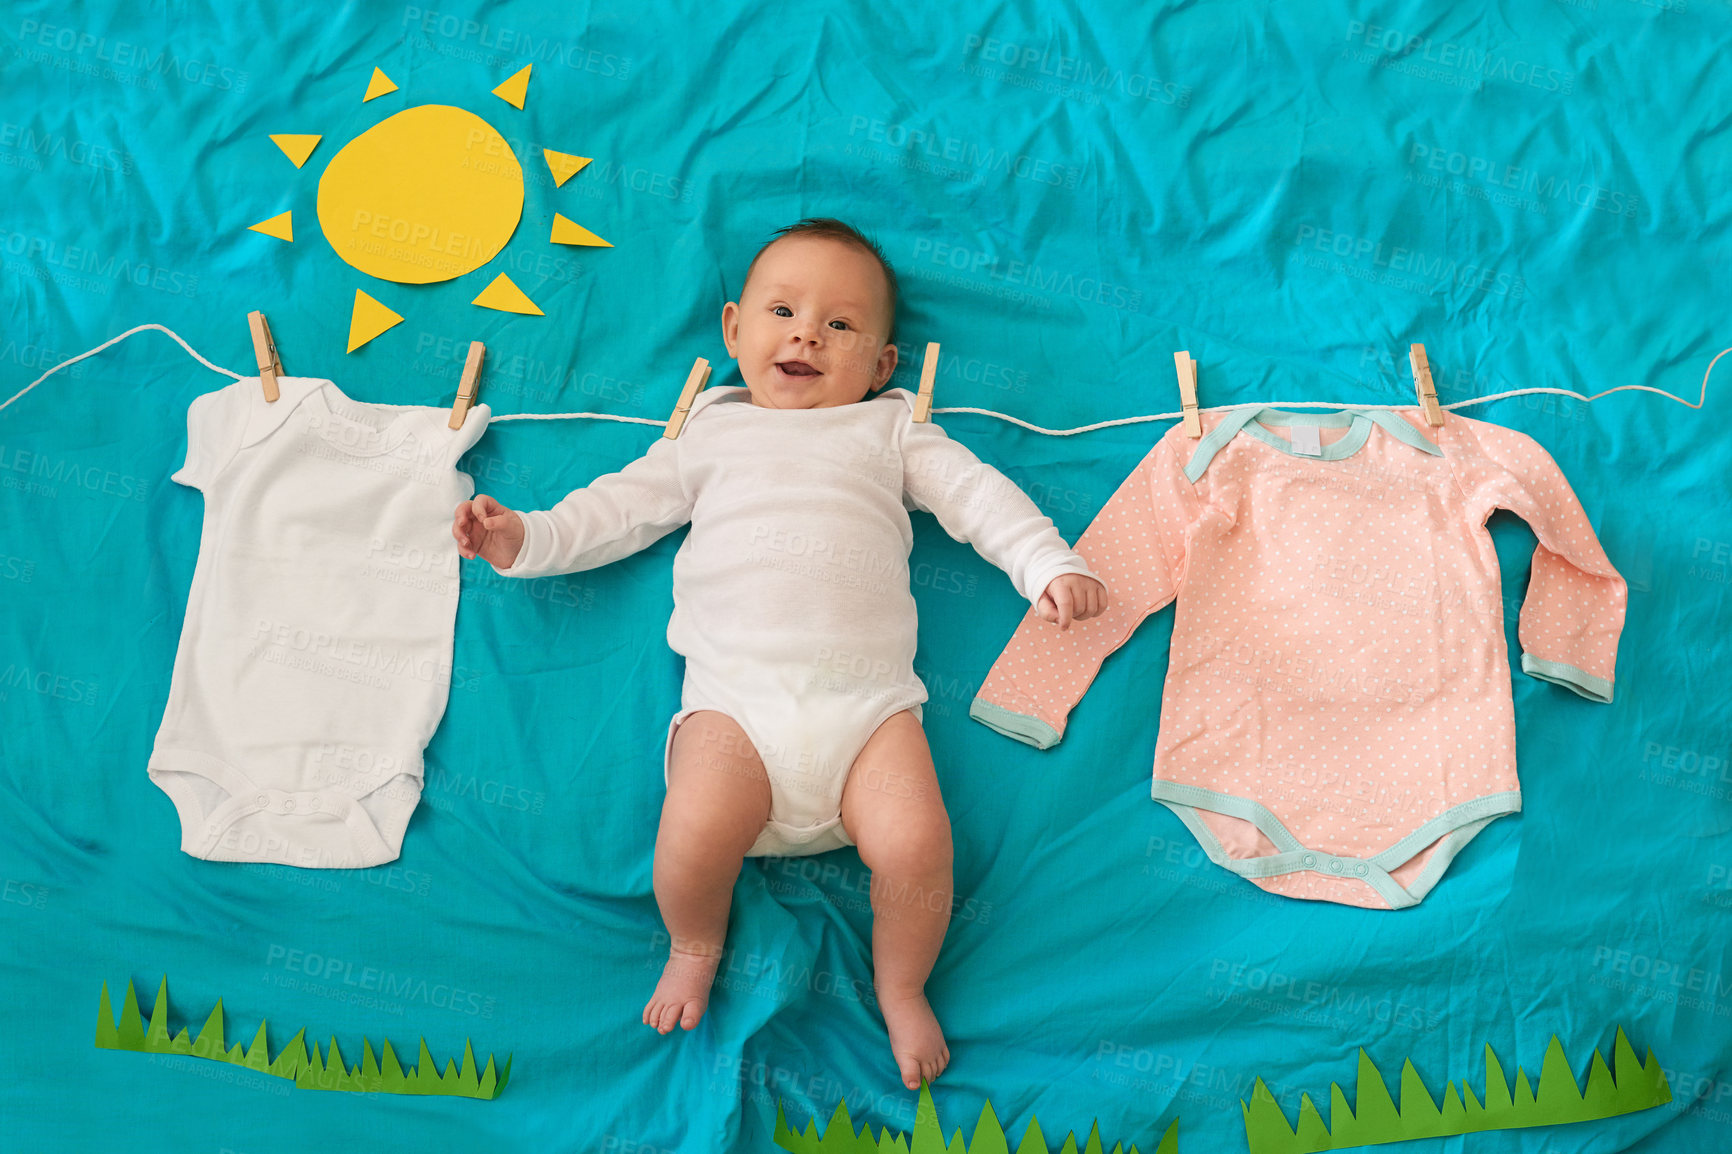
left=968, top=699, right=1061, bottom=749
left=1243, top=409, right=1374, bottom=460
left=1150, top=780, right=1521, bottom=909
left=1184, top=407, right=1267, bottom=481
left=1521, top=654, right=1615, bottom=703
left=1184, top=406, right=1444, bottom=482
left=1360, top=409, right=1447, bottom=457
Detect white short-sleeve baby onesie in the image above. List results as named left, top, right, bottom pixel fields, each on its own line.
left=151, top=375, right=490, bottom=868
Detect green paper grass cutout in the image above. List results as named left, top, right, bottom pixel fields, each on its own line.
left=94, top=977, right=510, bottom=1099
left=775, top=1080, right=1178, bottom=1154
left=1241, top=1027, right=1670, bottom=1154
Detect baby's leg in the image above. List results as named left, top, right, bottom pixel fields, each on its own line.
left=645, top=710, right=772, bottom=1034
left=839, top=710, right=953, bottom=1091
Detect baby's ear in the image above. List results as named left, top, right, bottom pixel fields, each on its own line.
left=720, top=300, right=740, bottom=356
left=873, top=337, right=900, bottom=391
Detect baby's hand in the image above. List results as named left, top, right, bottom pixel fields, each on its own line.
left=1035, top=573, right=1108, bottom=630
left=453, top=494, right=526, bottom=569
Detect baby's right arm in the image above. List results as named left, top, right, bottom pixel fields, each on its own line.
left=451, top=435, right=694, bottom=580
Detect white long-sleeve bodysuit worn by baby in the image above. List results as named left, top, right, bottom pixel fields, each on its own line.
left=490, top=385, right=1097, bottom=856
left=152, top=375, right=490, bottom=868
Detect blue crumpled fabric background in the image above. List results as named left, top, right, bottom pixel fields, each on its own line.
left=2, top=1, right=1728, bottom=1151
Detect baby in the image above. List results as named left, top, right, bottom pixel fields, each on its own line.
left=452, top=219, right=1107, bottom=1090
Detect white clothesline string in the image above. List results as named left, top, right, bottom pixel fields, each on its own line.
left=2, top=323, right=1724, bottom=435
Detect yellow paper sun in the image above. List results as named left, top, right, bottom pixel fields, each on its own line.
left=247, top=64, right=613, bottom=352
left=317, top=103, right=523, bottom=286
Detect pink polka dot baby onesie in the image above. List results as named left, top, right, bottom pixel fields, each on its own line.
left=970, top=406, right=1626, bottom=909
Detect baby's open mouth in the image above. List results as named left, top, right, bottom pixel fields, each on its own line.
left=775, top=360, right=821, bottom=378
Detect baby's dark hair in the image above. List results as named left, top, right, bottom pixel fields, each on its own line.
left=743, top=217, right=899, bottom=340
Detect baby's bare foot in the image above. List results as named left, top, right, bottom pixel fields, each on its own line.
left=879, top=988, right=949, bottom=1090
left=643, top=946, right=723, bottom=1034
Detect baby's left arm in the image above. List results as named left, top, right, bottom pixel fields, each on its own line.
left=900, top=415, right=1105, bottom=618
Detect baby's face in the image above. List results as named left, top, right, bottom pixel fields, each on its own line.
left=722, top=235, right=899, bottom=409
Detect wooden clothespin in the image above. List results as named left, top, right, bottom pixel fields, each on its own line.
left=448, top=341, right=485, bottom=429
left=912, top=341, right=939, bottom=423
left=247, top=311, right=282, bottom=403
left=1174, top=350, right=1201, bottom=438
left=663, top=357, right=712, bottom=439
left=1409, top=343, right=1444, bottom=426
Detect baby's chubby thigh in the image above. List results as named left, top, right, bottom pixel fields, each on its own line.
left=662, top=711, right=774, bottom=853
left=839, top=710, right=954, bottom=877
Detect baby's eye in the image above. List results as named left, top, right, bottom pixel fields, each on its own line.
left=773, top=306, right=793, bottom=317
left=829, top=320, right=850, bottom=330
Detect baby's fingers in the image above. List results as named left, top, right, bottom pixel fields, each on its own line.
left=1082, top=580, right=1106, bottom=619
left=475, top=495, right=516, bottom=530
left=1052, top=581, right=1075, bottom=630
left=452, top=501, right=487, bottom=556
